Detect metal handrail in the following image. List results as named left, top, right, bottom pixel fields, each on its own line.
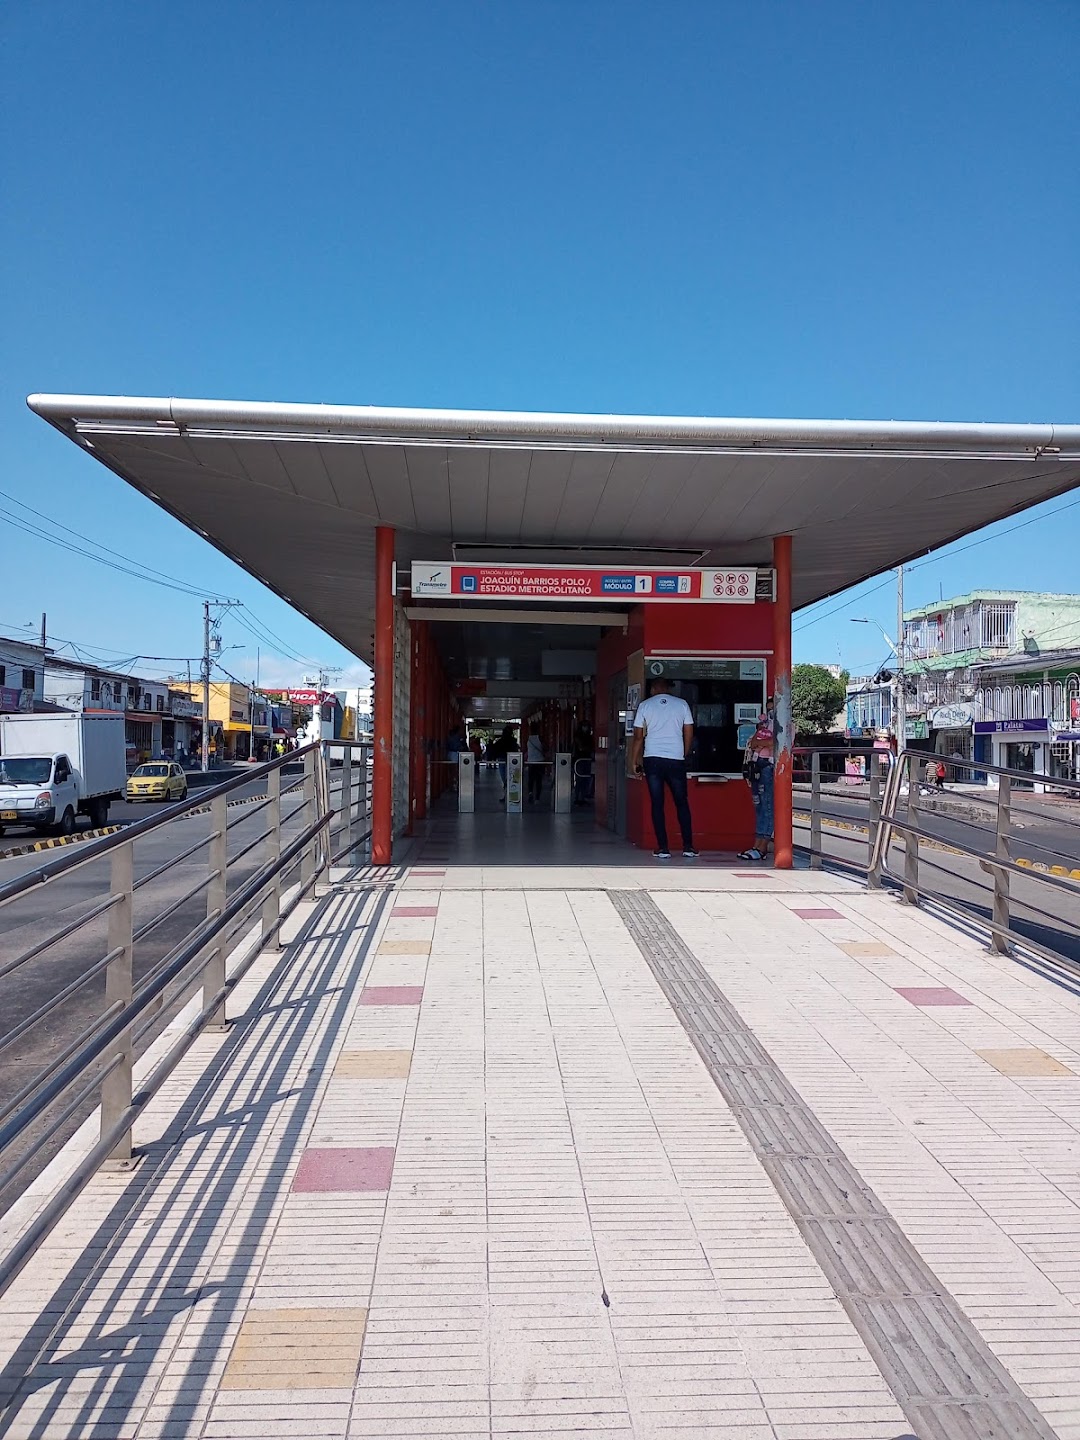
left=867, top=748, right=1079, bottom=968
left=0, top=741, right=379, bottom=1300
left=0, top=743, right=322, bottom=911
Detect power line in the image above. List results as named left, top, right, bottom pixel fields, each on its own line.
left=794, top=573, right=896, bottom=634
left=0, top=507, right=236, bottom=601
left=231, top=608, right=314, bottom=666
left=793, top=491, right=1080, bottom=634
left=0, top=487, right=222, bottom=599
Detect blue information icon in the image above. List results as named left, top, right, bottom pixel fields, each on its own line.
left=460, top=574, right=478, bottom=593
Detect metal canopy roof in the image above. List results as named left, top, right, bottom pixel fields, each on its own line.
left=27, top=396, right=1080, bottom=678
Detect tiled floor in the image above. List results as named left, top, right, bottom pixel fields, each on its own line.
left=1, top=849, right=1078, bottom=1439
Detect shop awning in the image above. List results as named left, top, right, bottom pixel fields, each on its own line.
left=27, top=395, right=1080, bottom=668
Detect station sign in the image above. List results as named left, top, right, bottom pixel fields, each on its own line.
left=411, top=563, right=759, bottom=603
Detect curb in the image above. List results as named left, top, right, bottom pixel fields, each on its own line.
left=795, top=810, right=1079, bottom=878
left=0, top=824, right=123, bottom=861
left=1016, top=857, right=1080, bottom=882
left=179, top=781, right=304, bottom=820
left=793, top=811, right=964, bottom=858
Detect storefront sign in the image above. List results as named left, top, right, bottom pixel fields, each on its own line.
left=411, top=562, right=760, bottom=603
left=974, top=718, right=1048, bottom=734
left=286, top=688, right=335, bottom=705
left=928, top=703, right=973, bottom=729
left=906, top=720, right=929, bottom=740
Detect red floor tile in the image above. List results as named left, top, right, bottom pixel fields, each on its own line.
left=360, top=985, right=424, bottom=1006
left=392, top=906, right=439, bottom=917
left=292, top=1146, right=396, bottom=1193
left=791, top=907, right=844, bottom=919
left=895, top=986, right=973, bottom=1007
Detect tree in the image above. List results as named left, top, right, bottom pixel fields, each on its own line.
left=790, top=664, right=848, bottom=739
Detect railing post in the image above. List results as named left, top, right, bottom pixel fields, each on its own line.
left=262, top=765, right=282, bottom=949
left=340, top=746, right=353, bottom=854
left=204, top=792, right=228, bottom=1029
left=867, top=753, right=883, bottom=889
left=809, top=751, right=822, bottom=869
left=903, top=753, right=920, bottom=906
left=992, top=773, right=1012, bottom=954
left=301, top=747, right=318, bottom=892
left=101, top=842, right=135, bottom=1168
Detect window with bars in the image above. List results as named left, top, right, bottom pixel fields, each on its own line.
left=980, top=602, right=1015, bottom=650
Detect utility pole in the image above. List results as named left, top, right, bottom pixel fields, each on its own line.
left=895, top=565, right=906, bottom=757
left=202, top=601, right=211, bottom=772
left=40, top=612, right=46, bottom=706
left=201, top=598, right=242, bottom=770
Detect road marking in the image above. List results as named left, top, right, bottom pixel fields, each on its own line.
left=0, top=824, right=122, bottom=861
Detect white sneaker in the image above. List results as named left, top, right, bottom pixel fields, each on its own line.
left=653, top=849, right=672, bottom=859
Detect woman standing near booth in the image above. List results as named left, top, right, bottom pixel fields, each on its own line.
left=740, top=708, right=776, bottom=861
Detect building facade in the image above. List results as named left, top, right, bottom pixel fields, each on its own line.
left=172, top=680, right=270, bottom=763
left=43, top=659, right=201, bottom=766
left=844, top=591, right=1080, bottom=785
left=0, top=635, right=48, bottom=714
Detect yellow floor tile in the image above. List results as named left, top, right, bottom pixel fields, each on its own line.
left=334, top=1049, right=413, bottom=1079
left=977, top=1048, right=1075, bottom=1077
left=221, top=1307, right=367, bottom=1390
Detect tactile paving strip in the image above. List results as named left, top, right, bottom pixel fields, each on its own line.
left=608, top=889, right=1057, bottom=1440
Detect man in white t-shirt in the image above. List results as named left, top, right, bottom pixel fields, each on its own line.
left=630, top=679, right=697, bottom=859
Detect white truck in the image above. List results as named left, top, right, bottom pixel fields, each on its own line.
left=0, top=712, right=127, bottom=836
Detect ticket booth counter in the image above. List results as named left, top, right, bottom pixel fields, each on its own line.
left=595, top=594, right=775, bottom=853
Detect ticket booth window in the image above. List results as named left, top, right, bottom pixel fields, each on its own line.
left=644, top=657, right=767, bottom=774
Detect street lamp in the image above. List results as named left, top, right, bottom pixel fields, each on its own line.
left=851, top=616, right=905, bottom=749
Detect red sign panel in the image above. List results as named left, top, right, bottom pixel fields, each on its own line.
left=286, top=689, right=335, bottom=705
left=411, top=563, right=759, bottom=603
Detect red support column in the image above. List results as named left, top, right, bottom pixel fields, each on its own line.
left=407, top=621, right=424, bottom=832
left=372, top=525, right=395, bottom=866
left=772, top=534, right=794, bottom=869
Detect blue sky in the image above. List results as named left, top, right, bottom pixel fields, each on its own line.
left=2, top=0, right=1078, bottom=687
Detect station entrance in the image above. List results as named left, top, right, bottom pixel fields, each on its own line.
left=379, top=545, right=795, bottom=867
left=26, top=394, right=1080, bottom=873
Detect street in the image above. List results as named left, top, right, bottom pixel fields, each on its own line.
left=0, top=768, right=365, bottom=1207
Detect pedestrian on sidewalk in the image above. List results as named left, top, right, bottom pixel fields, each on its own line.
left=924, top=757, right=937, bottom=794
left=739, top=712, right=775, bottom=861
left=630, top=678, right=697, bottom=859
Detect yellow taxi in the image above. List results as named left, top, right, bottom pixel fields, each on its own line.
left=126, top=761, right=189, bottom=802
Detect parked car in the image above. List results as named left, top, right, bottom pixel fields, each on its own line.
left=126, top=761, right=188, bottom=802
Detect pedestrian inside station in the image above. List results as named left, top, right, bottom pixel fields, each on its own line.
left=4, top=394, right=1079, bottom=1440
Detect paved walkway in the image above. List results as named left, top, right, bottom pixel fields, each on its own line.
left=1, top=845, right=1079, bottom=1439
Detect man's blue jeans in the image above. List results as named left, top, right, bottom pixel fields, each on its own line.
left=643, top=756, right=694, bottom=852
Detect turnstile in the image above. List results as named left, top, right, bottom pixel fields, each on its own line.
left=505, top=751, right=523, bottom=813
left=457, top=751, right=475, bottom=812
left=553, top=752, right=572, bottom=813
